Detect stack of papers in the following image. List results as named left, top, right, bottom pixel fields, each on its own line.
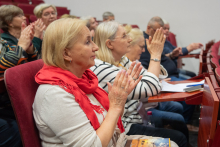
left=161, top=80, right=205, bottom=92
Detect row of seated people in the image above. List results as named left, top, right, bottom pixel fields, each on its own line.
left=0, top=3, right=206, bottom=147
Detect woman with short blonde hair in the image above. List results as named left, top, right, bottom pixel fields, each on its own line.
left=124, top=25, right=145, bottom=61
left=33, top=18, right=144, bottom=147
left=34, top=3, right=57, bottom=28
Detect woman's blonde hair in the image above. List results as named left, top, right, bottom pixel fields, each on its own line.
left=0, top=5, right=23, bottom=32
left=60, top=14, right=77, bottom=19
left=94, top=21, right=120, bottom=65
left=34, top=3, right=57, bottom=18
left=42, top=18, right=86, bottom=69
left=124, top=25, right=143, bottom=46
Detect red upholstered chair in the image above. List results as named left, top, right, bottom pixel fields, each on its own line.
left=56, top=6, right=70, bottom=16
left=211, top=58, right=220, bottom=70
left=29, top=15, right=37, bottom=22
left=13, top=0, right=29, bottom=4
left=167, top=32, right=177, bottom=47
left=0, top=1, right=15, bottom=6
left=31, top=0, right=44, bottom=5
left=215, top=67, right=220, bottom=86
left=17, top=4, right=35, bottom=15
left=4, top=59, right=44, bottom=147
left=131, top=25, right=139, bottom=29
left=197, top=77, right=219, bottom=147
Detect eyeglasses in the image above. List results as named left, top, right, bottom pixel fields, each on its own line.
left=42, top=12, right=57, bottom=17
left=113, top=34, right=130, bottom=40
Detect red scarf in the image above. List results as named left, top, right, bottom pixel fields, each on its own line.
left=35, top=64, right=125, bottom=133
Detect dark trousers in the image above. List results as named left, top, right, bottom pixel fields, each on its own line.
left=0, top=93, right=22, bottom=147
left=127, top=124, right=188, bottom=147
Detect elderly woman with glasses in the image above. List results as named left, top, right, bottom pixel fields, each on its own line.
left=90, top=21, right=188, bottom=147
left=34, top=3, right=57, bottom=29
left=0, top=5, right=45, bottom=56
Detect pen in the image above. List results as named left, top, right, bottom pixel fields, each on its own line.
left=186, top=84, right=203, bottom=87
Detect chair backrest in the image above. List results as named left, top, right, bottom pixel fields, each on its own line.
left=31, top=0, right=44, bottom=5
left=167, top=32, right=177, bottom=47
left=4, top=59, right=44, bottom=147
left=29, top=15, right=37, bottom=23
left=13, top=0, right=29, bottom=4
left=56, top=6, right=70, bottom=15
left=198, top=77, right=219, bottom=147
left=17, top=4, right=35, bottom=15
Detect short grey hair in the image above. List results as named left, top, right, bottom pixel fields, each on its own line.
left=34, top=3, right=57, bottom=18
left=162, top=19, right=169, bottom=25
left=148, top=16, right=164, bottom=27
left=103, top=12, right=114, bottom=20
left=80, top=16, right=93, bottom=28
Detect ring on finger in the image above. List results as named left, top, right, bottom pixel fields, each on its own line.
left=121, top=87, right=124, bottom=89
left=133, top=77, right=137, bottom=80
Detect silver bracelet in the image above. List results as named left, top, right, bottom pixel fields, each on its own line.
left=150, top=58, right=161, bottom=62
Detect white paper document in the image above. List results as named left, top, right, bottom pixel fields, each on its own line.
left=161, top=80, right=205, bottom=92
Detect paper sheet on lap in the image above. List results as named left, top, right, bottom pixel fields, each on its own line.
left=161, top=80, right=205, bottom=92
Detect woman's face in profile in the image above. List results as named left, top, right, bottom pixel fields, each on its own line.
left=111, top=25, right=132, bottom=57
left=41, top=7, right=57, bottom=27
left=10, top=14, right=26, bottom=29
left=68, top=26, right=99, bottom=70
left=129, top=36, right=145, bottom=61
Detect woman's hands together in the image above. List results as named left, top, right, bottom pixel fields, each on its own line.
left=107, top=62, right=142, bottom=115
left=146, top=27, right=166, bottom=59
left=34, top=19, right=46, bottom=39
left=18, top=22, right=34, bottom=51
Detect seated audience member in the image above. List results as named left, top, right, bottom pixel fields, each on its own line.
left=140, top=16, right=181, bottom=81
left=0, top=5, right=44, bottom=54
left=60, top=14, right=78, bottom=19
left=124, top=24, right=189, bottom=142
left=91, top=21, right=187, bottom=147
left=103, top=11, right=115, bottom=21
left=32, top=18, right=179, bottom=147
left=0, top=24, right=35, bottom=147
left=162, top=19, right=203, bottom=79
left=124, top=25, right=145, bottom=61
left=34, top=3, right=57, bottom=30
left=81, top=16, right=98, bottom=38
left=140, top=17, right=198, bottom=132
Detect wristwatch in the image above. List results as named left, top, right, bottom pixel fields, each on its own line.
left=150, top=58, right=161, bottom=62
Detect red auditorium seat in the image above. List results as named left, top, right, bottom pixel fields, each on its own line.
left=56, top=6, right=70, bottom=16
left=31, top=0, right=44, bottom=5
left=13, top=0, right=29, bottom=4
left=215, top=67, right=220, bottom=86
left=167, top=32, right=177, bottom=47
left=0, top=1, right=15, bottom=6
left=4, top=59, right=44, bottom=147
left=131, top=25, right=139, bottom=28
left=17, top=4, right=35, bottom=15
left=29, top=15, right=37, bottom=22
left=211, top=58, right=220, bottom=70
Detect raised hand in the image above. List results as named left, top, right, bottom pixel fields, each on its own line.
left=107, top=70, right=130, bottom=112
left=146, top=27, right=166, bottom=59
left=34, top=19, right=46, bottom=39
left=126, top=61, right=143, bottom=94
left=171, top=47, right=182, bottom=58
left=18, top=23, right=34, bottom=51
left=187, top=43, right=203, bottom=52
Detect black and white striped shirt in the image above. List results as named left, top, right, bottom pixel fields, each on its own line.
left=90, top=56, right=167, bottom=133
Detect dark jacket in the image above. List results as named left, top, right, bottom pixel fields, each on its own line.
left=1, top=32, right=42, bottom=54
left=139, top=32, right=179, bottom=77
